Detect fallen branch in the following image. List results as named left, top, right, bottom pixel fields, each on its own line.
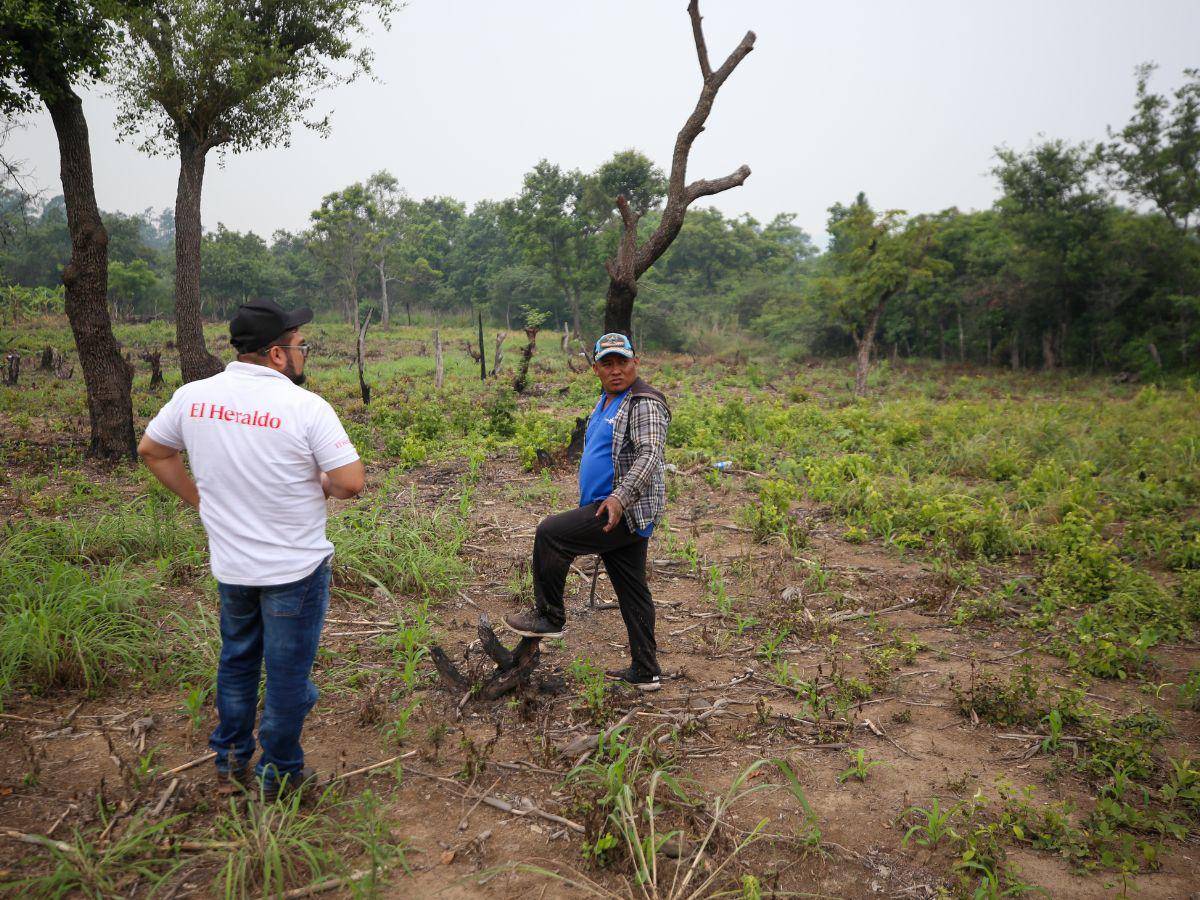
left=158, top=751, right=216, bottom=778
left=825, top=597, right=921, bottom=624
left=562, top=707, right=640, bottom=758
left=282, top=866, right=393, bottom=899
left=2, top=828, right=77, bottom=855
left=151, top=778, right=179, bottom=816
left=333, top=750, right=418, bottom=782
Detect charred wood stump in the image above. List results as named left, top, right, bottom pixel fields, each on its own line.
left=39, top=346, right=62, bottom=371
left=431, top=614, right=543, bottom=701
left=140, top=349, right=164, bottom=387
left=512, top=326, right=539, bottom=394
left=4, top=353, right=19, bottom=385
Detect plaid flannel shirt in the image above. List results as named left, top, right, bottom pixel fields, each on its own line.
left=603, top=380, right=671, bottom=534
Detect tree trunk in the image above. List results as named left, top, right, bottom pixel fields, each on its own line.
left=46, top=91, right=136, bottom=461
left=406, top=301, right=412, bottom=327
left=378, top=262, right=390, bottom=328
left=957, top=308, right=965, bottom=362
left=174, top=135, right=222, bottom=383
left=1041, top=328, right=1056, bottom=371
left=604, top=278, right=637, bottom=338
left=433, top=328, right=444, bottom=388
left=852, top=296, right=888, bottom=397
left=1010, top=328, right=1020, bottom=371
left=853, top=336, right=872, bottom=397
left=570, top=288, right=583, bottom=339
left=986, top=327, right=993, bottom=366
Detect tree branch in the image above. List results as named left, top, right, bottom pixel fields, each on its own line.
left=684, top=164, right=751, bottom=204
left=687, top=0, right=712, bottom=80
left=629, top=4, right=755, bottom=279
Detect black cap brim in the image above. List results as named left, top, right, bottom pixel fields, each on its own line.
left=283, top=307, right=313, bottom=330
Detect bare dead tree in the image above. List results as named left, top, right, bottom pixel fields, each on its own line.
left=356, top=308, right=373, bottom=405
left=603, top=1, right=755, bottom=336
left=490, top=331, right=507, bottom=377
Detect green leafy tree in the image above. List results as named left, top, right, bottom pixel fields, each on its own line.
left=822, top=193, right=945, bottom=395
left=308, top=183, right=375, bottom=324
left=1105, top=63, right=1200, bottom=235
left=507, top=160, right=602, bottom=338
left=0, top=0, right=136, bottom=459
left=994, top=140, right=1109, bottom=369
left=201, top=224, right=280, bottom=318
left=107, top=257, right=159, bottom=318
left=364, top=170, right=407, bottom=328
left=111, top=0, right=398, bottom=381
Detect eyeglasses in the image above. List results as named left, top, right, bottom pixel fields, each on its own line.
left=267, top=342, right=310, bottom=359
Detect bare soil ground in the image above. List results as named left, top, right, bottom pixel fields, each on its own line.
left=2, top=449, right=1199, bottom=898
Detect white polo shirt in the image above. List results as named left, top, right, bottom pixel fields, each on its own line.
left=145, top=361, right=360, bottom=586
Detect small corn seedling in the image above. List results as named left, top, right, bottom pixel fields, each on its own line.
left=837, top=748, right=884, bottom=783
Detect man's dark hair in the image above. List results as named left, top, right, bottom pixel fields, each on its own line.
left=239, top=328, right=298, bottom=360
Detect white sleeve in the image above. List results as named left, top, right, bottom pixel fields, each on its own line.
left=308, top=398, right=359, bottom=471
left=144, top=390, right=186, bottom=450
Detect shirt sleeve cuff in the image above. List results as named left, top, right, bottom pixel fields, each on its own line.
left=316, top=448, right=360, bottom=472
left=143, top=423, right=184, bottom=451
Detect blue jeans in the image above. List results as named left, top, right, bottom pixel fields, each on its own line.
left=209, top=559, right=330, bottom=786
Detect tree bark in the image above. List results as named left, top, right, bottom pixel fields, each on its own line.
left=174, top=134, right=222, bottom=383
left=46, top=91, right=136, bottom=461
left=1010, top=328, right=1020, bottom=371
left=957, top=308, right=965, bottom=362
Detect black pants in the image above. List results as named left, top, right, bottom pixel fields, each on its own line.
left=533, top=502, right=659, bottom=676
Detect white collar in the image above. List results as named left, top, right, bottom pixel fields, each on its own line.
left=226, top=360, right=292, bottom=381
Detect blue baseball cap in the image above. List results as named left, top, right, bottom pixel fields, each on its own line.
left=594, top=332, right=635, bottom=360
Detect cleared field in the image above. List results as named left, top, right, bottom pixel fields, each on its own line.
left=1, top=319, right=1198, bottom=898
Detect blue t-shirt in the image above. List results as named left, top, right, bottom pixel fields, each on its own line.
left=579, top=389, right=652, bottom=538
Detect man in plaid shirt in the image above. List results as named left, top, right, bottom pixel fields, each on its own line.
left=506, top=332, right=671, bottom=691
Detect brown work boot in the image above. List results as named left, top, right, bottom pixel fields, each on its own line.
left=216, top=762, right=253, bottom=796
left=259, top=766, right=318, bottom=803
left=503, top=609, right=564, bottom=639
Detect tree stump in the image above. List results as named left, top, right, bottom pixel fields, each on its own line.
left=490, top=332, right=507, bottom=377
left=430, top=614, right=543, bottom=702
left=140, top=349, right=164, bottom=387
left=39, top=346, right=62, bottom=371
left=4, top=353, right=19, bottom=385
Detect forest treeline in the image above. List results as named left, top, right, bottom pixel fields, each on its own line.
left=3, top=64, right=1198, bottom=375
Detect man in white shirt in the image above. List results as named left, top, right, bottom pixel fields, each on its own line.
left=138, top=299, right=364, bottom=801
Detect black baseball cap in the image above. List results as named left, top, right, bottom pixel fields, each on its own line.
left=229, top=299, right=313, bottom=353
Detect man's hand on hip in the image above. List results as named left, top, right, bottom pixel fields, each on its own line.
left=596, top=496, right=625, bottom=533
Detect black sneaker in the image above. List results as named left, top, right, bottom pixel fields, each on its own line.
left=504, top=610, right=564, bottom=639
left=605, top=666, right=662, bottom=693
left=259, top=766, right=318, bottom=803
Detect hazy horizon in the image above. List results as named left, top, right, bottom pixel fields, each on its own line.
left=5, top=0, right=1198, bottom=242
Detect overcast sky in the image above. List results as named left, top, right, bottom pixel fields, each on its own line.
left=6, top=0, right=1199, bottom=242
